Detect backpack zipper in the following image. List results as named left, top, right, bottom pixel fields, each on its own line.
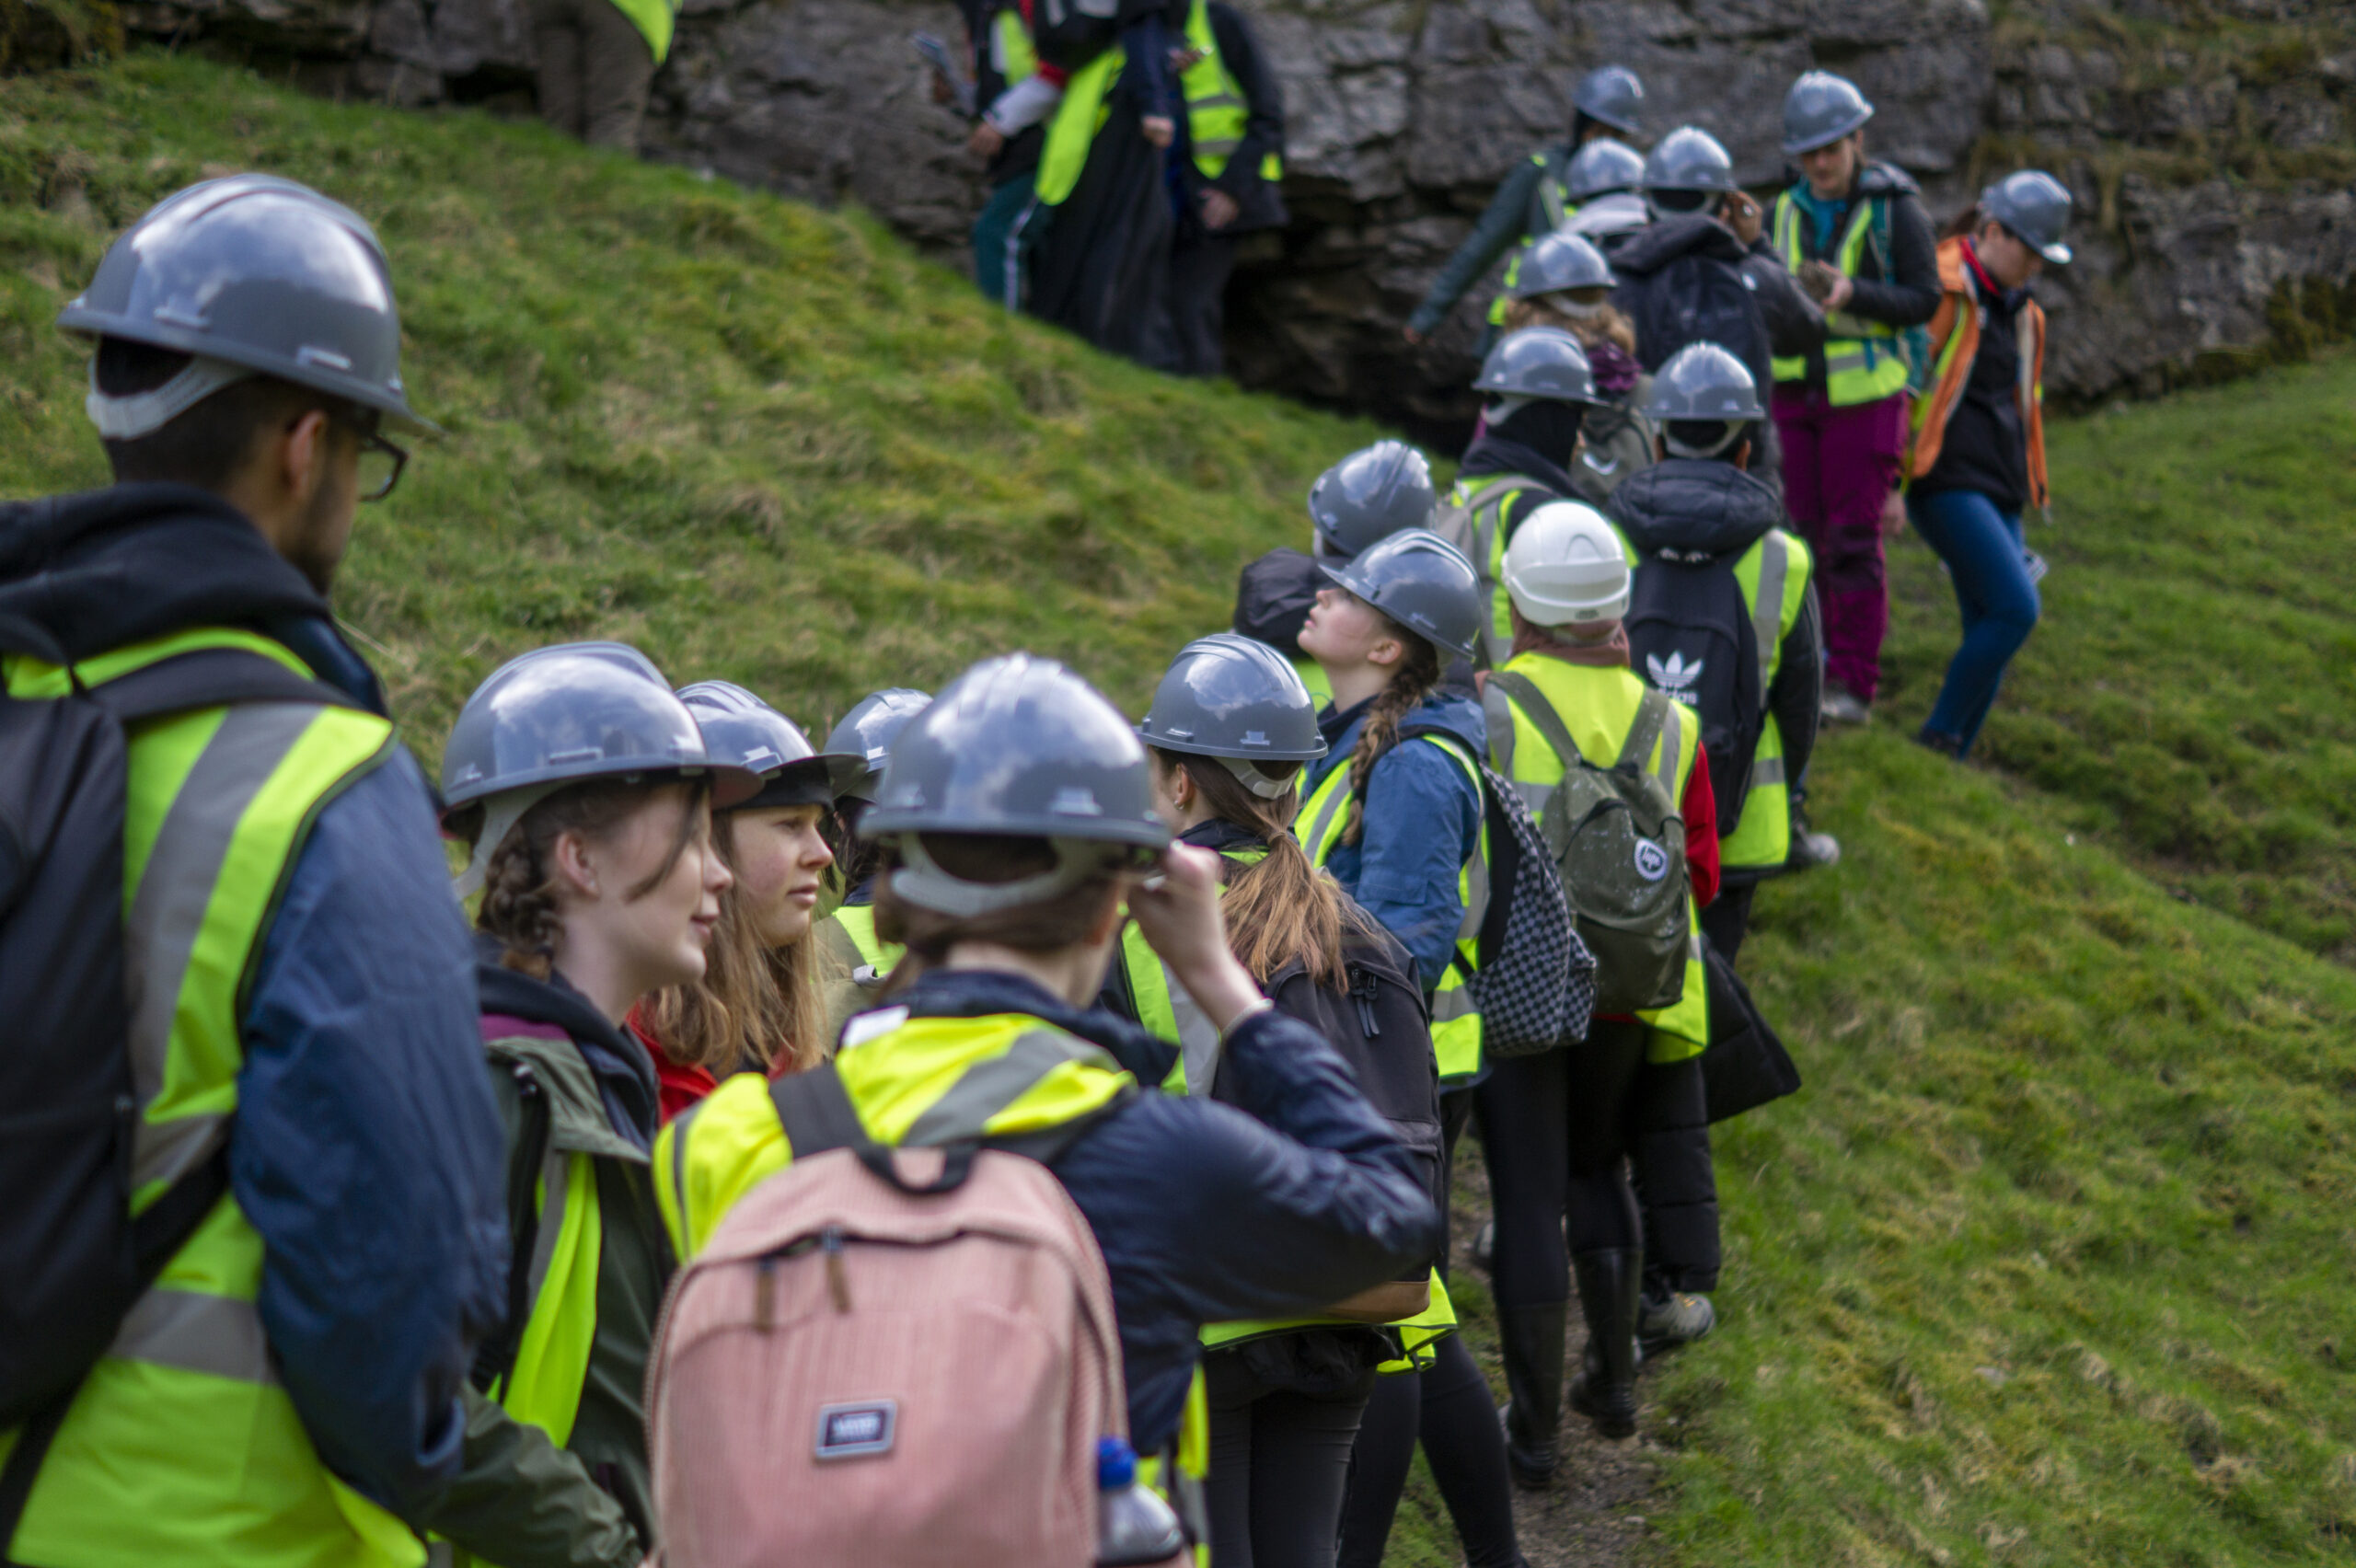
left=1349, top=965, right=1381, bottom=1036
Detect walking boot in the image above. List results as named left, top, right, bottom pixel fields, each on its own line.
left=1566, top=1249, right=1641, bottom=1440
left=1496, top=1301, right=1569, bottom=1489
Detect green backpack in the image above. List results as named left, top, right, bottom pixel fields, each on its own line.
left=1485, top=671, right=1690, bottom=1015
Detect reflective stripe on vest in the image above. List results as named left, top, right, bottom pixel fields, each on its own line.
left=655, top=1014, right=1138, bottom=1262
left=1486, top=655, right=1707, bottom=1055
left=1719, top=528, right=1813, bottom=870
left=1447, top=473, right=1530, bottom=668
left=1770, top=190, right=1910, bottom=405
left=1297, top=735, right=1489, bottom=1084
left=5, top=628, right=413, bottom=1568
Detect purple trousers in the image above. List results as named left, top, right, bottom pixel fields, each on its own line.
left=1772, top=388, right=1909, bottom=704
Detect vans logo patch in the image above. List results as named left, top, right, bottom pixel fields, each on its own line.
left=1632, top=839, right=1670, bottom=882
left=1645, top=650, right=1704, bottom=704
left=814, top=1400, right=897, bottom=1460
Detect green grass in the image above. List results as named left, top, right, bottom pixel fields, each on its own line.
left=7, top=50, right=2356, bottom=1568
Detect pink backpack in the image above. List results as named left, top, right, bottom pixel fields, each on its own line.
left=646, top=1062, right=1183, bottom=1568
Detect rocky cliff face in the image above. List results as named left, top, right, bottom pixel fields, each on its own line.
left=99, top=0, right=2356, bottom=429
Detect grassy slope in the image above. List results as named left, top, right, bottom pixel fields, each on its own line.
left=6, top=52, right=2355, bottom=1566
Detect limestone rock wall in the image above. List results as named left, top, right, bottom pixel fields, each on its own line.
left=122, top=0, right=2356, bottom=428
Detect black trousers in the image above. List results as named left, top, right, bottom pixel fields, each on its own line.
left=1477, top=1023, right=1720, bottom=1306
left=1162, top=229, right=1238, bottom=378
left=1205, top=1347, right=1376, bottom=1568
left=1700, top=882, right=1755, bottom=963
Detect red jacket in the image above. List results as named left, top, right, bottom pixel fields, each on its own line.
left=625, top=1009, right=719, bottom=1124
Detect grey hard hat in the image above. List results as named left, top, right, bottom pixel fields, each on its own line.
left=1473, top=326, right=1600, bottom=405
left=1645, top=341, right=1766, bottom=423
left=1138, top=633, right=1326, bottom=799
left=1561, top=138, right=1646, bottom=204
left=1980, top=169, right=2074, bottom=264
left=822, top=687, right=934, bottom=804
left=1507, top=232, right=1616, bottom=300
left=1642, top=126, right=1739, bottom=195
left=1308, top=441, right=1437, bottom=560
left=678, top=680, right=857, bottom=810
left=1781, top=71, right=1874, bottom=156
left=862, top=653, right=1168, bottom=850
left=1572, top=65, right=1645, bottom=134
left=58, top=174, right=435, bottom=434
left=1320, top=529, right=1486, bottom=662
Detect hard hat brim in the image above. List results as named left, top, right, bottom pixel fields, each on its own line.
left=1135, top=724, right=1328, bottom=765
left=857, top=806, right=1172, bottom=848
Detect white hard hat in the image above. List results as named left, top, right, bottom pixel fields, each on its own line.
left=1502, top=502, right=1631, bottom=627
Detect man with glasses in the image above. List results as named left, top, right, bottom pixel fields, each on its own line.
left=0, top=176, right=524, bottom=1567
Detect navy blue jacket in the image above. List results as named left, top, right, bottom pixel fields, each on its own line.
left=1302, top=692, right=1487, bottom=989
left=890, top=968, right=1440, bottom=1448
left=0, top=486, right=508, bottom=1518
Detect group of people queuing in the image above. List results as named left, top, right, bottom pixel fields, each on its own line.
left=0, top=54, right=2075, bottom=1568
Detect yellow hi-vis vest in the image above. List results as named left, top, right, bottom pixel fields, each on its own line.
left=1482, top=654, right=1708, bottom=1059
left=1443, top=471, right=1546, bottom=668
left=606, top=0, right=678, bottom=66
left=1292, top=654, right=1332, bottom=708
left=3, top=628, right=417, bottom=1568
left=990, top=4, right=1038, bottom=93
left=1770, top=190, right=1910, bottom=405
left=1294, top=736, right=1489, bottom=1087
left=1035, top=0, right=1280, bottom=206
left=1484, top=153, right=1580, bottom=329
left=653, top=1012, right=1210, bottom=1510
left=1113, top=850, right=1457, bottom=1370
left=1604, top=520, right=1813, bottom=873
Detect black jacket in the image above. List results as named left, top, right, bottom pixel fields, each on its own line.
left=1185, top=1, right=1287, bottom=235
left=1456, top=431, right=1577, bottom=543
left=1609, top=456, right=1822, bottom=869
left=1610, top=213, right=1823, bottom=382
left=1912, top=262, right=2032, bottom=513
left=1778, top=161, right=1939, bottom=387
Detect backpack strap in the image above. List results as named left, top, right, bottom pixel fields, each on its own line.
left=1615, top=687, right=1682, bottom=797
left=1486, top=670, right=1588, bottom=771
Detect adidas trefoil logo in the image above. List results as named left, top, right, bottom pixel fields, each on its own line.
left=1646, top=650, right=1704, bottom=703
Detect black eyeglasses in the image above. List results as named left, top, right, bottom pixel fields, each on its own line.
left=354, top=428, right=409, bottom=503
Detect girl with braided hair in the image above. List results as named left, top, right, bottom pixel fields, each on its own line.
left=431, top=642, right=758, bottom=1568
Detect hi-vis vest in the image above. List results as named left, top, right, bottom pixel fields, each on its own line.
left=653, top=1012, right=1209, bottom=1509
left=1607, top=520, right=1813, bottom=872
left=606, top=0, right=679, bottom=66
left=1035, top=0, right=1281, bottom=206
left=1485, top=655, right=1708, bottom=1060
left=1484, top=152, right=1580, bottom=329
left=1770, top=190, right=1909, bottom=405
left=1444, top=471, right=1550, bottom=668
left=989, top=4, right=1039, bottom=98
left=3, top=628, right=413, bottom=1568
left=1294, top=736, right=1489, bottom=1087
left=1292, top=655, right=1332, bottom=708
left=1114, top=849, right=1456, bottom=1371
left=827, top=899, right=903, bottom=977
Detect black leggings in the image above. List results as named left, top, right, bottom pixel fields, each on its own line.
left=1205, top=1349, right=1376, bottom=1568
left=1334, top=1090, right=1523, bottom=1568
left=1477, top=1022, right=1717, bottom=1308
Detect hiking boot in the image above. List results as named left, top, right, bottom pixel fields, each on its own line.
left=1914, top=726, right=1964, bottom=759
left=1566, top=1249, right=1640, bottom=1440
left=1497, top=1302, right=1569, bottom=1488
left=1638, top=1287, right=1717, bottom=1358
left=1820, top=688, right=1872, bottom=725
left=1784, top=790, right=1840, bottom=872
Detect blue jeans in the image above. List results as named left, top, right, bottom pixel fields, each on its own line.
left=1905, top=487, right=2040, bottom=756
left=971, top=173, right=1048, bottom=312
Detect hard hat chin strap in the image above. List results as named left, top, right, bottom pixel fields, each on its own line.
left=86, top=354, right=256, bottom=440
left=454, top=783, right=565, bottom=900
left=1216, top=754, right=1296, bottom=800
left=1663, top=420, right=1746, bottom=459
left=889, top=835, right=1118, bottom=918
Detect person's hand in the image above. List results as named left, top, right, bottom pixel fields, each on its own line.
left=1820, top=269, right=1854, bottom=311
left=1141, top=115, right=1175, bottom=149
left=1201, top=189, right=1240, bottom=230
left=967, top=121, right=1006, bottom=159
left=1719, top=190, right=1763, bottom=248
left=1880, top=488, right=1908, bottom=537
left=1126, top=845, right=1264, bottom=1032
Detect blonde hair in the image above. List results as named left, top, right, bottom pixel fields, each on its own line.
left=1504, top=294, right=1636, bottom=355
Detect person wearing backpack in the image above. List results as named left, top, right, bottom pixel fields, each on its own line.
left=1289, top=535, right=1534, bottom=1568
left=652, top=652, right=1442, bottom=1558
left=430, top=642, right=757, bottom=1568
left=1109, top=633, right=1445, bottom=1568
left=1403, top=64, right=1646, bottom=349
left=1769, top=73, right=1942, bottom=725
left=0, top=176, right=511, bottom=1568
left=813, top=686, right=933, bottom=1040
left=631, top=682, right=859, bottom=1118
left=1435, top=327, right=1609, bottom=667
left=1903, top=172, right=2072, bottom=761
left=1491, top=231, right=1655, bottom=507
left=1610, top=125, right=1823, bottom=490
left=1232, top=440, right=1438, bottom=707
left=1609, top=342, right=1832, bottom=963
left=1476, top=502, right=1721, bottom=1478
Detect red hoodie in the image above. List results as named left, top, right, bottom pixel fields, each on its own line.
left=625, top=1007, right=720, bottom=1124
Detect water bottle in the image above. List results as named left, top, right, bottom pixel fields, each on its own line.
left=1095, top=1435, right=1186, bottom=1566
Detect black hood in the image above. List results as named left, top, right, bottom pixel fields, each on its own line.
left=0, top=482, right=387, bottom=712
left=1232, top=548, right=1321, bottom=659
left=1607, top=457, right=1786, bottom=559
left=1456, top=433, right=1578, bottom=501
left=473, top=933, right=664, bottom=1144
left=1608, top=213, right=1749, bottom=278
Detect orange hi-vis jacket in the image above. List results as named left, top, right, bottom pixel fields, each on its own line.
left=1907, top=236, right=2050, bottom=514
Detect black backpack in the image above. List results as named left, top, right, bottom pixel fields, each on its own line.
left=0, top=621, right=353, bottom=1501
left=1626, top=250, right=1772, bottom=396
left=1623, top=553, right=1762, bottom=836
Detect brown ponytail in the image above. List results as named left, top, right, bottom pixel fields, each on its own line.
left=1159, top=752, right=1379, bottom=989
left=1339, top=626, right=1443, bottom=851
left=474, top=778, right=708, bottom=981
left=638, top=811, right=828, bottom=1078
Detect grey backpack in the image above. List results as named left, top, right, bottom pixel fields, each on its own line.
left=1484, top=672, right=1689, bottom=1015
